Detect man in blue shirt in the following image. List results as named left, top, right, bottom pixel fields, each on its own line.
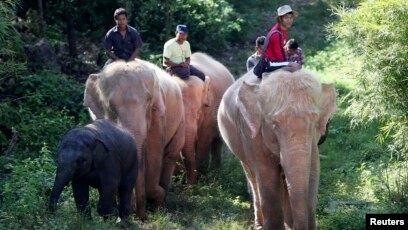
left=104, top=8, right=143, bottom=65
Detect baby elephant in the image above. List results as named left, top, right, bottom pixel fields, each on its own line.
left=49, top=119, right=137, bottom=220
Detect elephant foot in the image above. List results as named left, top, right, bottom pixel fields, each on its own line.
left=254, top=223, right=263, bottom=230
left=136, top=209, right=147, bottom=221
left=186, top=170, right=197, bottom=184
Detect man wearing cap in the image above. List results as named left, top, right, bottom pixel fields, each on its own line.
left=104, top=8, right=143, bottom=65
left=163, top=24, right=205, bottom=81
left=263, top=5, right=301, bottom=74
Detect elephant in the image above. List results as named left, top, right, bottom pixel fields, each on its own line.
left=217, top=70, right=336, bottom=230
left=83, top=60, right=185, bottom=220
left=48, top=119, right=137, bottom=220
left=173, top=52, right=235, bottom=184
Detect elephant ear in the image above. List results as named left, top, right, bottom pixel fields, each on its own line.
left=318, top=83, right=337, bottom=135
left=152, top=73, right=166, bottom=117
left=237, top=80, right=261, bottom=138
left=84, top=74, right=104, bottom=120
left=92, top=138, right=110, bottom=169
left=202, top=76, right=211, bottom=107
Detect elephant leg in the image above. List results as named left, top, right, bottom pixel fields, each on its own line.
left=181, top=128, right=197, bottom=184
left=195, top=131, right=213, bottom=174
left=145, top=131, right=166, bottom=210
left=256, top=158, right=284, bottom=230
left=241, top=162, right=263, bottom=229
left=72, top=179, right=91, bottom=218
left=210, top=136, right=223, bottom=169
left=118, top=174, right=136, bottom=220
left=97, top=180, right=118, bottom=218
left=161, top=124, right=185, bottom=189
left=145, top=161, right=165, bottom=210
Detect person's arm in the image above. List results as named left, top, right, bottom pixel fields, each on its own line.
left=298, top=48, right=305, bottom=65
left=184, top=57, right=190, bottom=67
left=128, top=48, right=140, bottom=61
left=104, top=32, right=119, bottom=61
left=163, top=57, right=189, bottom=68
left=128, top=31, right=143, bottom=61
left=106, top=49, right=119, bottom=61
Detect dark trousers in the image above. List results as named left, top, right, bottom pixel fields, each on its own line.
left=167, top=65, right=205, bottom=81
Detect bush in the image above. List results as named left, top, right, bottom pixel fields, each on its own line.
left=0, top=71, right=89, bottom=155
left=0, top=0, right=27, bottom=88
left=329, top=0, right=408, bottom=155
left=0, top=146, right=56, bottom=228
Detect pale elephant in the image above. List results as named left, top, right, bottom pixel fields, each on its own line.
left=173, top=52, right=234, bottom=184
left=83, top=60, right=185, bottom=220
left=217, top=70, right=336, bottom=230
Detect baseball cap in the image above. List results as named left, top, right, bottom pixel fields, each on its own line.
left=276, top=5, right=298, bottom=18
left=176, top=24, right=188, bottom=34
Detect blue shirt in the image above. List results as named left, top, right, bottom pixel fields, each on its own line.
left=104, top=25, right=143, bottom=60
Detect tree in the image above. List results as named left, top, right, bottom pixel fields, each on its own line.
left=0, top=0, right=26, bottom=81
left=64, top=0, right=77, bottom=58
left=329, top=0, right=408, bottom=155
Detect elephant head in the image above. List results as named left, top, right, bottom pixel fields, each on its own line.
left=84, top=61, right=165, bottom=156
left=238, top=70, right=336, bottom=146
left=49, top=127, right=109, bottom=212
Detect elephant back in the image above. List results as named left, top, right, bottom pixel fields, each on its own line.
left=190, top=52, right=235, bottom=95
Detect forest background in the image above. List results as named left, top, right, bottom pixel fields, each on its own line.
left=0, top=0, right=407, bottom=229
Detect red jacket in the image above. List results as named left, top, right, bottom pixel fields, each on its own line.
left=264, top=24, right=287, bottom=62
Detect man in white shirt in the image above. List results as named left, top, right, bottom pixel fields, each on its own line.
left=163, top=25, right=205, bottom=81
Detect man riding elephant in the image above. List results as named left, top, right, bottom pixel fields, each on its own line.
left=163, top=24, right=205, bottom=81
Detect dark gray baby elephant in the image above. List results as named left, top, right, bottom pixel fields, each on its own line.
left=49, top=119, right=137, bottom=220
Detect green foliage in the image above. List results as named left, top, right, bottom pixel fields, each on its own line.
left=0, top=0, right=26, bottom=81
left=0, top=71, right=89, bottom=155
left=0, top=146, right=56, bottom=228
left=375, top=161, right=408, bottom=212
left=328, top=0, right=408, bottom=154
left=131, top=0, right=241, bottom=55
left=318, top=207, right=366, bottom=230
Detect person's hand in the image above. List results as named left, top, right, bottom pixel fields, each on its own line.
left=180, top=62, right=189, bottom=69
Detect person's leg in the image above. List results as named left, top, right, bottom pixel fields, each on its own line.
left=189, top=65, right=205, bottom=81
left=171, top=66, right=190, bottom=79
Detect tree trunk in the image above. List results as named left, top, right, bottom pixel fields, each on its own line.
left=64, top=1, right=78, bottom=58
left=162, top=0, right=173, bottom=39
left=37, top=0, right=45, bottom=36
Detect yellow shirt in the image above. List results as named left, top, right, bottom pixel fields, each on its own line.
left=163, top=38, right=192, bottom=66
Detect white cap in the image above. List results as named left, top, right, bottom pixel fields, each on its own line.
left=277, top=5, right=298, bottom=17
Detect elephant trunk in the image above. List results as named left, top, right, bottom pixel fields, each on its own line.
left=280, top=144, right=312, bottom=229
left=49, top=164, right=75, bottom=213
